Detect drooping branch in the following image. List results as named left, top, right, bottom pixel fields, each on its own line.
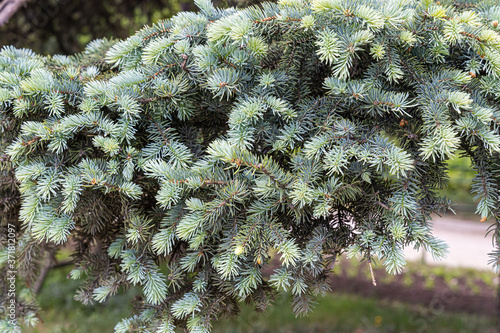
left=0, top=0, right=30, bottom=27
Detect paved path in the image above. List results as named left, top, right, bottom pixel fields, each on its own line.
left=404, top=216, right=495, bottom=271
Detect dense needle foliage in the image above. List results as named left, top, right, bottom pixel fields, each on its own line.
left=2, top=0, right=500, bottom=331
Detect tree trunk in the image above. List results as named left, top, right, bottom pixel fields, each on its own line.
left=0, top=0, right=30, bottom=27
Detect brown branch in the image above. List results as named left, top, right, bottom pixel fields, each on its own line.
left=0, top=0, right=30, bottom=27
left=230, top=158, right=288, bottom=189
left=377, top=201, right=391, bottom=211
left=33, top=258, right=73, bottom=295
left=21, top=135, right=41, bottom=147
left=33, top=255, right=50, bottom=295
left=368, top=259, right=377, bottom=286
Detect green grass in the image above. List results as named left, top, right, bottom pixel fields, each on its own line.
left=215, top=292, right=495, bottom=333
left=402, top=261, right=497, bottom=292
left=23, top=264, right=497, bottom=333
left=335, top=257, right=497, bottom=295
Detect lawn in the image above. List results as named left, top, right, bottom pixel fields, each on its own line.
left=23, top=264, right=497, bottom=333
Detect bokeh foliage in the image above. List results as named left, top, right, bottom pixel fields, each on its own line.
left=0, top=0, right=268, bottom=55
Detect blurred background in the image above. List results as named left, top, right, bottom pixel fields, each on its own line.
left=0, top=1, right=497, bottom=332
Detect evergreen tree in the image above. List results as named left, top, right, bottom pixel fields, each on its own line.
left=1, top=0, right=500, bottom=331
